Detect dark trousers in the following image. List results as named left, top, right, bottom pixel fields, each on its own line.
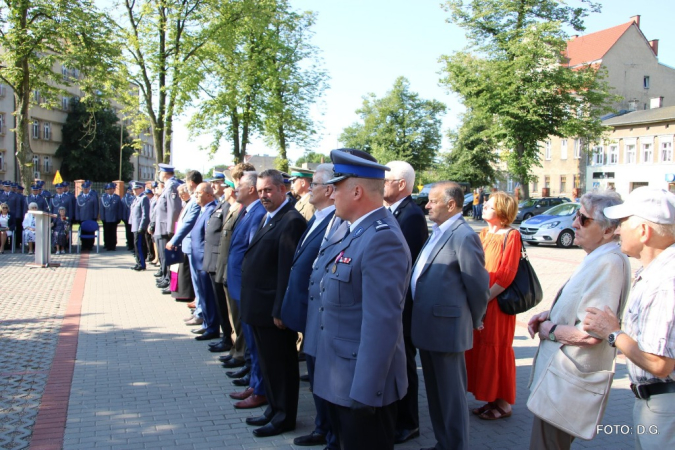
left=194, top=268, right=220, bottom=335
left=144, top=231, right=155, bottom=261
left=133, top=231, right=147, bottom=269
left=306, top=355, right=339, bottom=449
left=225, top=287, right=246, bottom=361
left=123, top=220, right=133, bottom=250
left=102, top=221, right=119, bottom=250
left=157, top=235, right=169, bottom=282
left=326, top=400, right=397, bottom=450
left=252, top=325, right=299, bottom=429
left=420, top=350, right=469, bottom=450
left=208, top=272, right=233, bottom=346
left=395, top=334, right=419, bottom=430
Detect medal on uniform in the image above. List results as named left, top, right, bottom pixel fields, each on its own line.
left=332, top=264, right=337, bottom=273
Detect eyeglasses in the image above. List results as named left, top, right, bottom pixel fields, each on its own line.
left=575, top=210, right=595, bottom=227
left=310, top=182, right=328, bottom=188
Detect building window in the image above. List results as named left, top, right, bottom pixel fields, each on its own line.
left=62, top=65, right=69, bottom=81
left=592, top=145, right=604, bottom=165
left=43, top=122, right=51, bottom=141
left=32, top=120, right=40, bottom=139
left=0, top=84, right=5, bottom=97
left=0, top=114, right=4, bottom=135
left=573, top=175, right=580, bottom=189
left=33, top=90, right=40, bottom=104
left=544, top=176, right=550, bottom=188
left=643, top=76, right=650, bottom=89
left=0, top=151, right=5, bottom=172
left=661, top=140, right=673, bottom=162
left=43, top=156, right=50, bottom=173
left=507, top=177, right=513, bottom=192
left=62, top=96, right=70, bottom=111
left=545, top=140, right=552, bottom=160
left=532, top=180, right=538, bottom=193
left=609, top=144, right=619, bottom=164
left=625, top=144, right=636, bottom=164
left=33, top=155, right=39, bottom=172
left=560, top=176, right=567, bottom=193
left=574, top=139, right=582, bottom=159
left=641, top=143, right=653, bottom=163
left=560, top=139, right=568, bottom=160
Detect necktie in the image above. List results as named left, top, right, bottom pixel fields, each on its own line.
left=263, top=214, right=272, bottom=227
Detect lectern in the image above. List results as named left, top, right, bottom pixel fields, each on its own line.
left=26, top=211, right=60, bottom=268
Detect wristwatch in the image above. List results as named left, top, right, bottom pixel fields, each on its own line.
left=548, top=324, right=558, bottom=342
left=608, top=330, right=625, bottom=347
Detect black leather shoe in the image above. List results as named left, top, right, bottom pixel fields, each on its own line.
left=156, top=281, right=169, bottom=289
left=226, top=365, right=250, bottom=379
left=232, top=374, right=251, bottom=387
left=293, top=431, right=327, bottom=446
left=195, top=332, right=220, bottom=341
left=300, top=373, right=310, bottom=382
left=153, top=270, right=162, bottom=277
left=161, top=288, right=171, bottom=295
left=218, top=354, right=233, bottom=362
left=253, top=423, right=294, bottom=437
left=394, top=427, right=420, bottom=444
left=208, top=342, right=232, bottom=353
left=245, top=415, right=271, bottom=427
left=222, top=358, right=245, bottom=368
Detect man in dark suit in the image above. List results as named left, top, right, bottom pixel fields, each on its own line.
left=313, top=150, right=411, bottom=450
left=129, top=182, right=150, bottom=270
left=100, top=183, right=123, bottom=251
left=226, top=171, right=267, bottom=406
left=203, top=180, right=235, bottom=352
left=280, top=164, right=340, bottom=449
left=383, top=160, right=429, bottom=444
left=410, top=182, right=490, bottom=450
left=189, top=182, right=220, bottom=341
left=239, top=169, right=307, bottom=438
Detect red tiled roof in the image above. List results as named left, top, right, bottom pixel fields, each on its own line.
left=564, top=21, right=635, bottom=67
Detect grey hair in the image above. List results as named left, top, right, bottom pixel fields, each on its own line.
left=313, top=164, right=334, bottom=184
left=581, top=190, right=623, bottom=230
left=239, top=171, right=258, bottom=188
left=435, top=181, right=464, bottom=208
left=628, top=216, right=675, bottom=239
left=58, top=206, right=66, bottom=211
left=385, top=161, right=415, bottom=192
left=177, top=184, right=189, bottom=194
left=258, top=169, right=285, bottom=187
left=28, top=202, right=38, bottom=210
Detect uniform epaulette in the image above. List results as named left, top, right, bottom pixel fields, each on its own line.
left=374, top=220, right=389, bottom=231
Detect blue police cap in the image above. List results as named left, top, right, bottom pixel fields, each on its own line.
left=105, top=183, right=115, bottom=190
left=17, top=186, right=24, bottom=191
left=82, top=180, right=92, bottom=188
left=132, top=181, right=144, bottom=189
left=144, top=189, right=153, bottom=195
left=1, top=181, right=9, bottom=186
left=158, top=163, right=175, bottom=172
left=151, top=181, right=158, bottom=188
left=62, top=181, right=70, bottom=187
left=31, top=184, right=40, bottom=190
left=326, top=148, right=389, bottom=184
left=55, top=183, right=63, bottom=188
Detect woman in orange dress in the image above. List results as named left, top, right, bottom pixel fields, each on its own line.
left=465, top=191, right=521, bottom=420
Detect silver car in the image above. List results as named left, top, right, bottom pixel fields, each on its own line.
left=519, top=202, right=580, bottom=248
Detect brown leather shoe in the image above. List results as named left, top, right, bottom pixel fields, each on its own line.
left=187, top=301, right=196, bottom=308
left=229, top=387, right=254, bottom=400
left=234, top=394, right=267, bottom=409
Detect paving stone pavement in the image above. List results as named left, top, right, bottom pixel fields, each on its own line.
left=1, top=224, right=645, bottom=449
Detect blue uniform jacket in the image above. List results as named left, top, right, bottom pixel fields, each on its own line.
left=226, top=201, right=265, bottom=301
left=129, top=194, right=150, bottom=232
left=189, top=201, right=216, bottom=271
left=100, top=193, right=123, bottom=222
left=168, top=199, right=200, bottom=254
left=75, top=193, right=99, bottom=221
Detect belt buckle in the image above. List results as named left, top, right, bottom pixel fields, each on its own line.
left=631, top=384, right=649, bottom=400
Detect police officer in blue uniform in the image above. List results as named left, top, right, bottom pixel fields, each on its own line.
left=27, top=185, right=49, bottom=213
left=312, top=149, right=412, bottom=450
left=50, top=183, right=72, bottom=219
left=154, top=164, right=182, bottom=287
left=100, top=183, right=123, bottom=251
left=37, top=180, right=52, bottom=204
left=129, top=182, right=150, bottom=271
left=145, top=188, right=157, bottom=262
left=121, top=184, right=135, bottom=251
left=75, top=180, right=99, bottom=222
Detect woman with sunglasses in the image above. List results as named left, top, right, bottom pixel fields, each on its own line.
left=527, top=191, right=631, bottom=449
left=0, top=203, right=15, bottom=253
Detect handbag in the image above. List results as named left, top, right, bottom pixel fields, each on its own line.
left=496, top=229, right=543, bottom=315
left=164, top=245, right=184, bottom=266
left=527, top=346, right=615, bottom=440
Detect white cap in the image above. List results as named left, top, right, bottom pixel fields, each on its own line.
left=603, top=187, right=675, bottom=224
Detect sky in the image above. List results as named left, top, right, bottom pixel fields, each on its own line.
left=171, top=0, right=675, bottom=173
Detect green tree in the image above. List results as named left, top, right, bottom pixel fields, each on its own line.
left=340, top=77, right=446, bottom=172
left=439, top=0, right=615, bottom=198
left=440, top=112, right=499, bottom=187
left=295, top=151, right=326, bottom=166
left=56, top=99, right=134, bottom=181
left=0, top=0, right=122, bottom=187
left=116, top=0, right=211, bottom=165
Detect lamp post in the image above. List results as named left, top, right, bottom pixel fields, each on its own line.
left=118, top=117, right=124, bottom=181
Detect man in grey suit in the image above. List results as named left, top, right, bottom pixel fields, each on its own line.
left=129, top=182, right=150, bottom=271
left=313, top=149, right=411, bottom=450
left=411, top=181, right=490, bottom=450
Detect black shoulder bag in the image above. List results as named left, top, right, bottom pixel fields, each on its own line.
left=496, top=229, right=543, bottom=315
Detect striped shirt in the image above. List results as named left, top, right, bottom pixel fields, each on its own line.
left=623, top=243, right=675, bottom=385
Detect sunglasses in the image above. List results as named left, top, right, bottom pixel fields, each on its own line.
left=575, top=210, right=595, bottom=227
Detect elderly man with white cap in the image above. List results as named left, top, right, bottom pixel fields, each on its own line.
left=584, top=186, right=675, bottom=450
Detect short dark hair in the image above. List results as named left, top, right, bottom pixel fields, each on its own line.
left=258, top=169, right=285, bottom=187
left=185, top=170, right=203, bottom=185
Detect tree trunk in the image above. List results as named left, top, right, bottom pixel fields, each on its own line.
left=230, top=110, right=242, bottom=163
left=277, top=123, right=288, bottom=172
left=163, top=114, right=172, bottom=164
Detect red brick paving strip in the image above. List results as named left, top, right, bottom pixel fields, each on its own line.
left=30, top=253, right=89, bottom=450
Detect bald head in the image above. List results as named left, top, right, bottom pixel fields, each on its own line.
left=195, top=182, right=215, bottom=206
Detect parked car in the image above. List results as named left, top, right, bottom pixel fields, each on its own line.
left=519, top=202, right=580, bottom=248
left=415, top=182, right=471, bottom=214
left=515, top=197, right=571, bottom=223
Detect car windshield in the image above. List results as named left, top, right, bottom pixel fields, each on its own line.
left=544, top=203, right=579, bottom=216
left=519, top=199, right=536, bottom=208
